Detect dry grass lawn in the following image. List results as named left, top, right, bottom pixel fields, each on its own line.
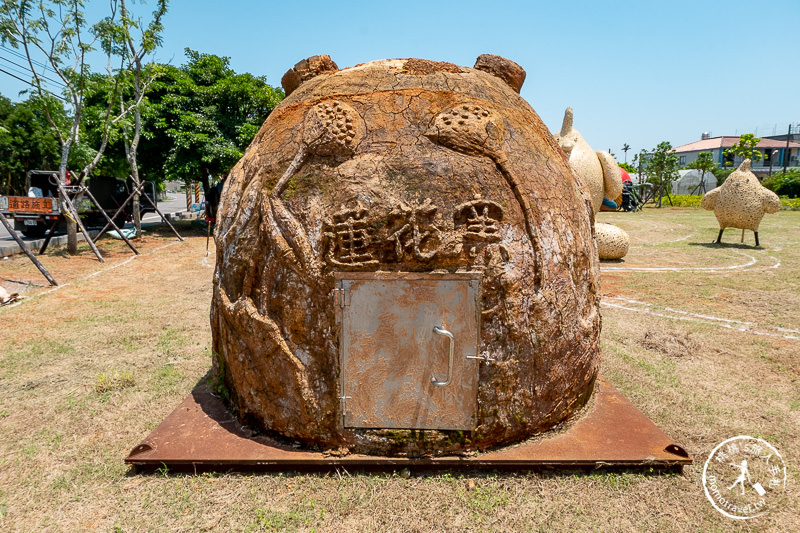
left=0, top=210, right=798, bottom=532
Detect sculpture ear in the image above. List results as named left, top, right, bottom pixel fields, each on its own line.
left=281, top=55, right=339, bottom=96
left=473, top=54, right=526, bottom=93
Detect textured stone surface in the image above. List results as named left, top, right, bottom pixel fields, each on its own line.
left=211, top=56, right=601, bottom=455
left=553, top=107, right=628, bottom=260
left=701, top=159, right=780, bottom=232
left=473, top=54, right=526, bottom=93
left=595, top=222, right=630, bottom=260
left=280, top=55, right=339, bottom=97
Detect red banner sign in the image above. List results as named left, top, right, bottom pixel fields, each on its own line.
left=6, top=196, right=58, bottom=214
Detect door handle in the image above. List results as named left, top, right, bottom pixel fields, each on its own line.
left=432, top=326, right=454, bottom=386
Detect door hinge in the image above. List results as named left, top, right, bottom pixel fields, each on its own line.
left=332, top=287, right=350, bottom=308
left=339, top=394, right=351, bottom=426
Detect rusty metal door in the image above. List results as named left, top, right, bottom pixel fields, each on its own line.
left=335, top=272, right=481, bottom=430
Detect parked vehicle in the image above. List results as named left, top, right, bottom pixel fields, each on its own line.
left=0, top=170, right=157, bottom=238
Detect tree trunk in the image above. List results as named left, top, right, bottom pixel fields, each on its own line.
left=132, top=192, right=141, bottom=237
left=121, top=78, right=145, bottom=237
left=122, top=116, right=143, bottom=238
left=129, top=161, right=142, bottom=238
left=67, top=219, right=78, bottom=254
left=200, top=167, right=212, bottom=196
left=656, top=177, right=663, bottom=208
left=58, top=152, right=80, bottom=255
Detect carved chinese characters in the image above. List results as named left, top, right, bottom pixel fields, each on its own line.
left=387, top=199, right=441, bottom=261
left=320, top=198, right=507, bottom=269
left=457, top=199, right=503, bottom=243
left=322, top=204, right=379, bottom=267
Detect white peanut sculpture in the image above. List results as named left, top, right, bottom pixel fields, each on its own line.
left=554, top=107, right=629, bottom=260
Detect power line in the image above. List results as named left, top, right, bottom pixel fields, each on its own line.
left=0, top=56, right=65, bottom=88
left=0, top=44, right=56, bottom=73
left=0, top=54, right=66, bottom=89
left=0, top=45, right=68, bottom=88
left=0, top=67, right=67, bottom=101
left=0, top=57, right=33, bottom=81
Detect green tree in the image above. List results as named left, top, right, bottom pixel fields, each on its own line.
left=622, top=143, right=630, bottom=163
left=633, top=150, right=649, bottom=188
left=724, top=133, right=763, bottom=166
left=0, top=0, right=156, bottom=252
left=686, top=151, right=716, bottom=195
left=141, top=49, right=284, bottom=194
left=0, top=0, right=130, bottom=182
left=96, top=0, right=167, bottom=236
left=642, top=141, right=680, bottom=207
left=79, top=73, right=130, bottom=176
left=0, top=93, right=64, bottom=194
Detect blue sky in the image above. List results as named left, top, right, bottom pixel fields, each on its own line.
left=1, top=0, right=798, bottom=160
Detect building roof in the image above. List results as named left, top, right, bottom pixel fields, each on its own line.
left=674, top=136, right=800, bottom=153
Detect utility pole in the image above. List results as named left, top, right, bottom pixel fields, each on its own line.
left=784, top=124, right=791, bottom=174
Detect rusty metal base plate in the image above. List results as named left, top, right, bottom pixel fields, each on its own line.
left=125, top=377, right=691, bottom=473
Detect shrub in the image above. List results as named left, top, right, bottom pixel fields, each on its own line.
left=668, top=195, right=704, bottom=208
left=780, top=197, right=800, bottom=210
left=762, top=170, right=800, bottom=198
left=666, top=194, right=799, bottom=210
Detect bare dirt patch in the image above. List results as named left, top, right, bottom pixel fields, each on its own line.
left=1, top=212, right=799, bottom=532
left=639, top=328, right=699, bottom=358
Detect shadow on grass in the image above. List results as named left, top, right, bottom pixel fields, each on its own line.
left=688, top=241, right=760, bottom=250
left=43, top=220, right=207, bottom=257
left=142, top=219, right=211, bottom=239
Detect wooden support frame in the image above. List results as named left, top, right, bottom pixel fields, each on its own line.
left=79, top=186, right=139, bottom=255
left=96, top=182, right=183, bottom=242
left=36, top=179, right=105, bottom=263
left=0, top=213, right=58, bottom=286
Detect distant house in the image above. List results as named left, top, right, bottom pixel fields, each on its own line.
left=673, top=134, right=800, bottom=177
